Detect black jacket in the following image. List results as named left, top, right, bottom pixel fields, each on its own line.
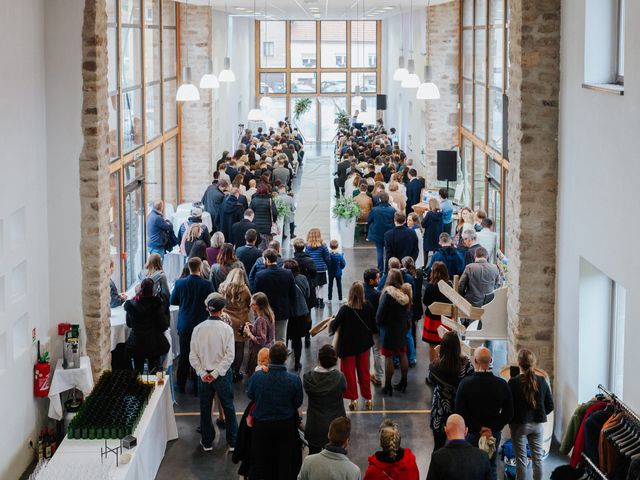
left=293, top=251, right=317, bottom=307
left=426, top=440, right=491, bottom=480
left=508, top=374, right=554, bottom=424
left=455, top=372, right=514, bottom=434
left=329, top=304, right=376, bottom=358
left=201, top=182, right=225, bottom=229
left=231, top=218, right=261, bottom=248
left=123, top=296, right=170, bottom=358
left=384, top=225, right=419, bottom=266
left=218, top=195, right=246, bottom=242
left=423, top=282, right=452, bottom=319
left=406, top=178, right=423, bottom=212
left=364, top=284, right=381, bottom=312
left=249, top=194, right=277, bottom=235
left=376, top=286, right=412, bottom=350
left=303, top=369, right=346, bottom=449
left=335, top=160, right=351, bottom=187
left=236, top=244, right=263, bottom=274
left=254, top=264, right=296, bottom=321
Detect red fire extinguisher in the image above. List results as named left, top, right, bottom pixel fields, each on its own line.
left=34, top=341, right=51, bottom=398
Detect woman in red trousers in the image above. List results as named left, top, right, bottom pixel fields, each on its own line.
left=329, top=281, right=376, bottom=411
left=364, top=420, right=420, bottom=480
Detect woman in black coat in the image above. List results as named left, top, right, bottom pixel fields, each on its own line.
left=330, top=281, right=376, bottom=411
left=123, top=278, right=170, bottom=373
left=283, top=259, right=310, bottom=371
left=421, top=197, right=444, bottom=257
left=376, top=269, right=412, bottom=396
left=303, top=345, right=346, bottom=455
left=402, top=256, right=423, bottom=365
left=249, top=182, right=278, bottom=237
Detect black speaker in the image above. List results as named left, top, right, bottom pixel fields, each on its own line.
left=437, top=150, right=457, bottom=182
left=376, top=94, right=387, bottom=111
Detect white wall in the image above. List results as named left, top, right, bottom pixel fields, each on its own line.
left=556, top=0, right=640, bottom=437
left=0, top=0, right=50, bottom=476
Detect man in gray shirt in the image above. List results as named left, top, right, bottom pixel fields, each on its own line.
left=459, top=246, right=500, bottom=307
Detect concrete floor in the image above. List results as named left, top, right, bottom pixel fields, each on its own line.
left=156, top=144, right=566, bottom=479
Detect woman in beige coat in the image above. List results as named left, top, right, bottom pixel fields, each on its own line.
left=219, top=268, right=251, bottom=382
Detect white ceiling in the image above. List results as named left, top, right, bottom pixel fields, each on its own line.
left=173, top=0, right=452, bottom=20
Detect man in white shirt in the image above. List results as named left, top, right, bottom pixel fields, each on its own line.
left=189, top=292, right=238, bottom=452
left=476, top=218, right=498, bottom=263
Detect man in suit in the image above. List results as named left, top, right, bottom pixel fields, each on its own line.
left=426, top=414, right=491, bottom=480
left=254, top=249, right=295, bottom=343
left=236, top=229, right=263, bottom=274
left=405, top=169, right=423, bottom=214
left=459, top=247, right=500, bottom=307
left=333, top=153, right=352, bottom=198
left=170, top=257, right=214, bottom=394
left=384, top=212, right=419, bottom=267
left=366, top=192, right=397, bottom=273
left=201, top=178, right=229, bottom=231
left=231, top=209, right=261, bottom=249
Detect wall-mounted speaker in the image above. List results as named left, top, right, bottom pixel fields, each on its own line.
left=437, top=150, right=457, bottom=182
left=376, top=94, right=387, bottom=111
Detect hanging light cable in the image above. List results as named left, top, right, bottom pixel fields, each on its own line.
left=219, top=0, right=236, bottom=82
left=417, top=0, right=440, bottom=99
left=393, top=3, right=409, bottom=81
left=259, top=0, right=272, bottom=108
left=247, top=0, right=264, bottom=121
left=401, top=0, right=421, bottom=89
left=200, top=0, right=220, bottom=89
left=176, top=0, right=200, bottom=101
left=359, top=0, right=367, bottom=114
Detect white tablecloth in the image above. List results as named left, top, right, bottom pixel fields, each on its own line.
left=163, top=249, right=185, bottom=284
left=42, top=377, right=178, bottom=480
left=47, top=357, right=94, bottom=421
left=170, top=207, right=212, bottom=236
left=110, top=306, right=180, bottom=362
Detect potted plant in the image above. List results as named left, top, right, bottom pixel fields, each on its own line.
left=334, top=108, right=350, bottom=133
left=331, top=196, right=361, bottom=248
left=293, top=97, right=312, bottom=121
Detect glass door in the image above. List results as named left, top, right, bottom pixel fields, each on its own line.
left=319, top=97, right=347, bottom=143
left=123, top=158, right=145, bottom=289
left=290, top=97, right=318, bottom=143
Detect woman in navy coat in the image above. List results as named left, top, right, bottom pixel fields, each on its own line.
left=421, top=198, right=444, bottom=262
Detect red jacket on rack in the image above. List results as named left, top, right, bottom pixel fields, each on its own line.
left=569, top=401, right=608, bottom=467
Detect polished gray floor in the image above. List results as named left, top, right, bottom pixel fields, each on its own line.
left=156, top=144, right=565, bottom=479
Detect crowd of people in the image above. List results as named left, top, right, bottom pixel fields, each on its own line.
left=109, top=118, right=553, bottom=480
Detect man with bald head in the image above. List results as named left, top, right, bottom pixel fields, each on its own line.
left=455, top=347, right=513, bottom=480
left=426, top=414, right=491, bottom=480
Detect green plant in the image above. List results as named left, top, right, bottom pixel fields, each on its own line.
left=335, top=108, right=350, bottom=132
left=273, top=195, right=291, bottom=220
left=293, top=97, right=312, bottom=120
left=332, top=196, right=361, bottom=221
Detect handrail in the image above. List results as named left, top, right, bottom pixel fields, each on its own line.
left=581, top=452, right=608, bottom=479
left=597, top=384, right=640, bottom=426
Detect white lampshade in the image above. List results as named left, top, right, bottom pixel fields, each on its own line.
left=352, top=94, right=363, bottom=105
left=248, top=108, right=264, bottom=121
left=393, top=55, right=409, bottom=81
left=219, top=57, right=235, bottom=83
left=357, top=109, right=374, bottom=125
left=176, top=67, right=200, bottom=101
left=259, top=96, right=272, bottom=108
left=199, top=60, right=219, bottom=89
left=401, top=59, right=420, bottom=89
left=416, top=66, right=440, bottom=99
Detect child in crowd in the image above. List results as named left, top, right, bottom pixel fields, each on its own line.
left=256, top=347, right=270, bottom=373
left=327, top=239, right=347, bottom=304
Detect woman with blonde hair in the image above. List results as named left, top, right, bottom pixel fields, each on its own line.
left=363, top=420, right=419, bottom=480
left=182, top=222, right=202, bottom=256
left=305, top=228, right=331, bottom=308
left=387, top=181, right=406, bottom=212
left=508, top=349, right=553, bottom=480
left=243, top=292, right=276, bottom=375
left=219, top=268, right=252, bottom=382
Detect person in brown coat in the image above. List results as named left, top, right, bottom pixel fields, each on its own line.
left=354, top=181, right=373, bottom=222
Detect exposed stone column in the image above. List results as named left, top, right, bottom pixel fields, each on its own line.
left=424, top=0, right=459, bottom=183
left=505, top=0, right=560, bottom=374
left=80, top=0, right=112, bottom=377
left=180, top=4, right=213, bottom=202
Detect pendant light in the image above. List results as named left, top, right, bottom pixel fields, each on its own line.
left=199, top=0, right=219, bottom=89
left=401, top=0, right=420, bottom=89
left=259, top=0, right=272, bottom=108
left=393, top=4, right=408, bottom=81
left=247, top=0, right=263, bottom=121
left=416, top=0, right=440, bottom=99
left=219, top=1, right=236, bottom=82
left=176, top=0, right=200, bottom=101
left=353, top=85, right=363, bottom=105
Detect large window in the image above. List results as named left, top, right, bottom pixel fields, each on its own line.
left=109, top=0, right=181, bottom=289
left=459, top=0, right=508, bottom=248
left=256, top=20, right=381, bottom=142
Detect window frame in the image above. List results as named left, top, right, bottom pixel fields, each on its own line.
left=615, top=0, right=625, bottom=85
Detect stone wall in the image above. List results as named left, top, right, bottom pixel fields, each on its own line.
left=180, top=5, right=213, bottom=202
left=80, top=0, right=112, bottom=377
left=424, top=0, right=459, bottom=184
left=505, top=0, right=561, bottom=375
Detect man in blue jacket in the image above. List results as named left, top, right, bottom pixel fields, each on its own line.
left=170, top=257, right=214, bottom=394
left=428, top=232, right=466, bottom=278
left=146, top=200, right=174, bottom=259
left=366, top=192, right=396, bottom=273
left=384, top=211, right=419, bottom=268
left=405, top=169, right=424, bottom=214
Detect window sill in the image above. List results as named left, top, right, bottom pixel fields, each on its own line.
left=582, top=83, right=624, bottom=96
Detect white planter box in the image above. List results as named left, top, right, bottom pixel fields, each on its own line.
left=338, top=217, right=356, bottom=248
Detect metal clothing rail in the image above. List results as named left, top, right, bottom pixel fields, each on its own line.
left=597, top=384, right=640, bottom=426
left=581, top=452, right=608, bottom=479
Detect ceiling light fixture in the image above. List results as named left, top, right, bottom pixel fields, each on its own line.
left=393, top=3, right=408, bottom=81
left=199, top=0, right=220, bottom=89
left=219, top=1, right=236, bottom=82
left=401, top=0, right=420, bottom=88
left=259, top=0, right=272, bottom=108
left=248, top=0, right=263, bottom=121
left=416, top=0, right=440, bottom=100
left=176, top=0, right=200, bottom=101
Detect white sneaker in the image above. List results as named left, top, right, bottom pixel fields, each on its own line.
left=228, top=446, right=235, bottom=453
left=200, top=440, right=213, bottom=452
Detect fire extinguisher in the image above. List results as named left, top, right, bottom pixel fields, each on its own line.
left=34, top=341, right=51, bottom=398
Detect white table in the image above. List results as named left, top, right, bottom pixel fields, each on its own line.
left=48, top=357, right=94, bottom=421
left=163, top=249, right=185, bottom=284
left=170, top=205, right=212, bottom=236
left=41, top=377, right=178, bottom=480
left=110, top=305, right=180, bottom=363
